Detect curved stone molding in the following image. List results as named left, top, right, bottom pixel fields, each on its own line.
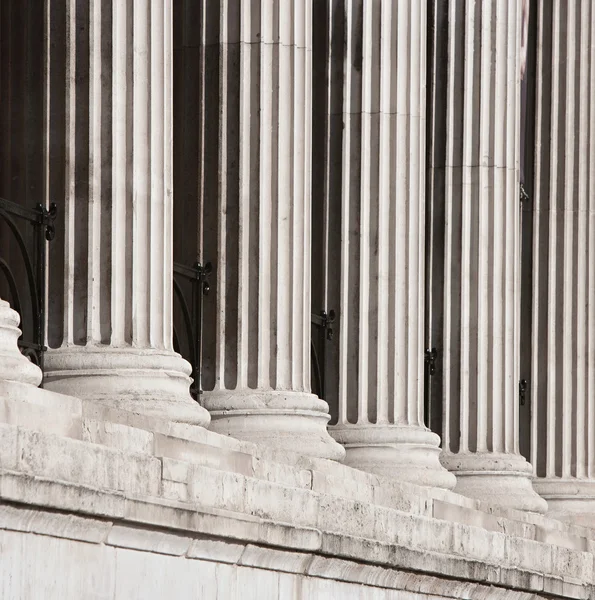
left=441, top=453, right=547, bottom=514
left=206, top=391, right=344, bottom=461
left=0, top=299, right=42, bottom=387
left=333, top=426, right=455, bottom=490
left=529, top=0, right=595, bottom=523
left=427, top=0, right=545, bottom=511
left=42, top=0, right=209, bottom=427
left=314, top=0, right=454, bottom=488
left=44, top=347, right=205, bottom=426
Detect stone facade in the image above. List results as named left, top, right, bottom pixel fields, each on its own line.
left=1, top=0, right=595, bottom=599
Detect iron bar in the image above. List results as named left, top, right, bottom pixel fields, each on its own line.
left=0, top=197, right=56, bottom=374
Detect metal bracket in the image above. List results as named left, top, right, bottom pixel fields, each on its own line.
left=321, top=309, right=336, bottom=340
left=39, top=202, right=58, bottom=241
left=425, top=347, right=438, bottom=376
left=519, top=379, right=528, bottom=406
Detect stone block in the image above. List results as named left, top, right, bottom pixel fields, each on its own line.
left=0, top=423, right=18, bottom=470
left=316, top=494, right=375, bottom=539
left=189, top=465, right=247, bottom=513
left=320, top=532, right=392, bottom=566
left=0, top=503, right=111, bottom=544
left=498, top=567, right=544, bottom=592
left=535, top=524, right=589, bottom=551
left=0, top=382, right=82, bottom=440
left=311, top=470, right=374, bottom=504
left=162, top=480, right=188, bottom=502
left=161, top=457, right=190, bottom=483
left=106, top=524, right=193, bottom=556
left=451, top=522, right=507, bottom=565
left=234, top=565, right=280, bottom=600
left=154, top=433, right=254, bottom=475
left=16, top=428, right=161, bottom=497
left=542, top=577, right=590, bottom=600
left=238, top=544, right=312, bottom=574
left=257, top=521, right=321, bottom=551
left=252, top=456, right=312, bottom=489
left=373, top=481, right=429, bottom=516
left=0, top=529, right=117, bottom=599
left=243, top=477, right=319, bottom=527
left=307, top=555, right=403, bottom=589
left=187, top=538, right=245, bottom=563
left=82, top=419, right=154, bottom=454
left=113, top=547, right=201, bottom=598
left=504, top=536, right=553, bottom=574
left=550, top=545, right=593, bottom=581
left=0, top=471, right=126, bottom=518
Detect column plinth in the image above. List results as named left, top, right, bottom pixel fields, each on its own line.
left=333, top=426, right=454, bottom=489
left=43, top=0, right=209, bottom=427
left=0, top=299, right=42, bottom=387
left=44, top=348, right=205, bottom=425
left=440, top=453, right=546, bottom=514
left=206, top=391, right=342, bottom=460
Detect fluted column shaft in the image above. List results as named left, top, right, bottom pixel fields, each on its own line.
left=431, top=0, right=546, bottom=512
left=197, top=0, right=343, bottom=460
left=316, top=0, right=454, bottom=488
left=43, top=0, right=209, bottom=426
left=530, top=0, right=595, bottom=525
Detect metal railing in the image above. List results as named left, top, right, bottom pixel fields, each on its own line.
left=0, top=198, right=56, bottom=374
left=311, top=309, right=335, bottom=400
left=172, top=261, right=211, bottom=400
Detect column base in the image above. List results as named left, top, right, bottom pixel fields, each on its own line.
left=441, top=452, right=548, bottom=514
left=0, top=299, right=42, bottom=386
left=330, top=425, right=456, bottom=490
left=43, top=346, right=210, bottom=427
left=533, top=479, right=595, bottom=527
left=203, top=390, right=345, bottom=461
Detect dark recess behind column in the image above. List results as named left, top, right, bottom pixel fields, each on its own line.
left=519, top=0, right=538, bottom=463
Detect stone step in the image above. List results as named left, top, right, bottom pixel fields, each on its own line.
left=4, top=386, right=595, bottom=553
left=1, top=422, right=593, bottom=591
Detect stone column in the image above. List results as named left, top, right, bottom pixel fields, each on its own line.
left=197, top=0, right=344, bottom=460
left=316, top=0, right=454, bottom=489
left=530, top=0, right=595, bottom=526
left=0, top=298, right=42, bottom=389
left=430, top=0, right=547, bottom=512
left=43, top=0, right=209, bottom=426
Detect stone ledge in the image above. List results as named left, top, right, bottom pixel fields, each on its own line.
left=0, top=468, right=592, bottom=598
left=0, top=494, right=590, bottom=599
left=10, top=387, right=593, bottom=555
left=78, top=406, right=595, bottom=554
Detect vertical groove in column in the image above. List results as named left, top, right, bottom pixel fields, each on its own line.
left=198, top=0, right=342, bottom=460
left=201, top=0, right=313, bottom=395
left=47, top=0, right=174, bottom=350
left=332, top=0, right=429, bottom=430
left=441, top=0, right=521, bottom=456
left=44, top=0, right=208, bottom=426
left=432, top=0, right=546, bottom=513
left=322, top=0, right=454, bottom=488
left=531, top=1, right=595, bottom=524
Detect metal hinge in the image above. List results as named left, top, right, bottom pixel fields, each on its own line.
left=425, top=347, right=438, bottom=376
left=520, top=182, right=529, bottom=204
left=519, top=379, right=528, bottom=406
left=321, top=309, right=336, bottom=340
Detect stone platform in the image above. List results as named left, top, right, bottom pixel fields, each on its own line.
left=1, top=384, right=594, bottom=599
